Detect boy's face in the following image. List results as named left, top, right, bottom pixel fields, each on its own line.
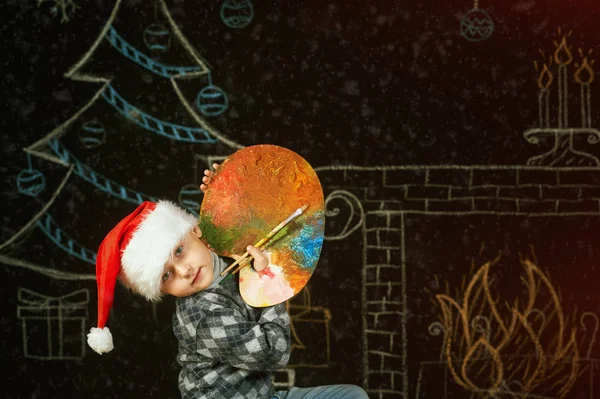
left=160, top=226, right=214, bottom=297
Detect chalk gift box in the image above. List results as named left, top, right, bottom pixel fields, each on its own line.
left=17, top=288, right=89, bottom=360
left=271, top=369, right=296, bottom=390
left=287, top=289, right=332, bottom=367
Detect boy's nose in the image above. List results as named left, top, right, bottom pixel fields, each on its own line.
left=175, top=264, right=192, bottom=279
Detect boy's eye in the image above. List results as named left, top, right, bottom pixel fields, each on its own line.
left=162, top=270, right=171, bottom=282
left=175, top=245, right=183, bottom=257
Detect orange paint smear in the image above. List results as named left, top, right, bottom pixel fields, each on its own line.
left=272, top=247, right=312, bottom=292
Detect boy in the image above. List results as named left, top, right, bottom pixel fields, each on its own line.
left=88, top=166, right=369, bottom=399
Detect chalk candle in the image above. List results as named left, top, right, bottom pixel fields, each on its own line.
left=537, top=64, right=553, bottom=128
left=574, top=57, right=594, bottom=128
left=554, top=37, right=573, bottom=129
left=524, top=37, right=600, bottom=166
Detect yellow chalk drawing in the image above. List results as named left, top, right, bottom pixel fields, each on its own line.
left=526, top=27, right=600, bottom=166
left=286, top=287, right=332, bottom=368
left=435, top=258, right=582, bottom=398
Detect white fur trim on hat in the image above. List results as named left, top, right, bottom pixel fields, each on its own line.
left=120, top=200, right=197, bottom=301
left=87, top=327, right=114, bottom=354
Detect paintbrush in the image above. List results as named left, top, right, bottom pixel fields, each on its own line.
left=230, top=203, right=309, bottom=275
left=219, top=204, right=309, bottom=277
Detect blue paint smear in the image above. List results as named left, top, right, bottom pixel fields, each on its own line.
left=289, top=225, right=324, bottom=269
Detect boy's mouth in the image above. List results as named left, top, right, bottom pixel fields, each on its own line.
left=192, top=268, right=201, bottom=285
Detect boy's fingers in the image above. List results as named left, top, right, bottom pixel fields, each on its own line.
left=246, top=245, right=261, bottom=257
left=200, top=164, right=220, bottom=192
left=202, top=168, right=216, bottom=192
left=247, top=245, right=267, bottom=271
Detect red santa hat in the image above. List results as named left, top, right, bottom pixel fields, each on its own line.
left=87, top=200, right=197, bottom=355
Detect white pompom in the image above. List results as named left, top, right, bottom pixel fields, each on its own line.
left=87, top=327, right=114, bottom=354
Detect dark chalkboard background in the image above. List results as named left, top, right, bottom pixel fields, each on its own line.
left=2, top=0, right=600, bottom=398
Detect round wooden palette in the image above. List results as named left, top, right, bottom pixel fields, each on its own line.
left=199, top=145, right=324, bottom=307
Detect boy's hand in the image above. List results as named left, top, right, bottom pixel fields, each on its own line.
left=202, top=161, right=268, bottom=273
left=231, top=245, right=268, bottom=272
left=200, top=163, right=220, bottom=193
left=246, top=245, right=268, bottom=272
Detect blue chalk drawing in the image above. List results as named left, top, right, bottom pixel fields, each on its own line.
left=105, top=26, right=204, bottom=78
left=196, top=84, right=229, bottom=117
left=36, top=214, right=97, bottom=265
left=17, top=169, right=46, bottom=197
left=220, top=0, right=254, bottom=29
left=178, top=184, right=202, bottom=217
left=101, top=84, right=218, bottom=143
left=143, top=23, right=171, bottom=52
left=79, top=120, right=106, bottom=149
left=17, top=154, right=46, bottom=197
left=48, top=138, right=158, bottom=204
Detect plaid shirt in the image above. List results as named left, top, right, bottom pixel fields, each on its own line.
left=173, top=257, right=291, bottom=399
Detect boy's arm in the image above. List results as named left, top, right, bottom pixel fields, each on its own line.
left=195, top=301, right=291, bottom=371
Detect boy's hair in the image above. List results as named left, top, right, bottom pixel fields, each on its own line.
left=87, top=200, right=197, bottom=355
left=119, top=201, right=197, bottom=301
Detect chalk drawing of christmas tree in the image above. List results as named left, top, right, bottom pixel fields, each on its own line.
left=3, top=0, right=242, bottom=282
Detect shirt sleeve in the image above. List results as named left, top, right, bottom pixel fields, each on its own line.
left=195, top=301, right=291, bottom=371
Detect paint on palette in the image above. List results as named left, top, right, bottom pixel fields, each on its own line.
left=288, top=217, right=324, bottom=267
left=199, top=145, right=325, bottom=307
